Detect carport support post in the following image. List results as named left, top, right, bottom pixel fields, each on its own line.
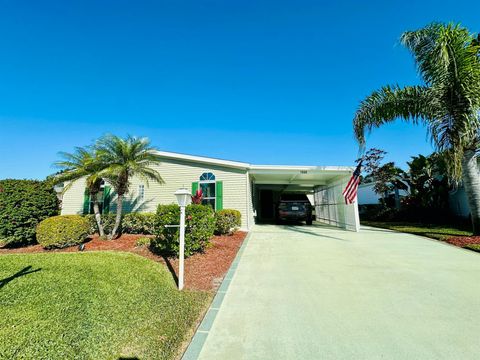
left=353, top=199, right=360, bottom=232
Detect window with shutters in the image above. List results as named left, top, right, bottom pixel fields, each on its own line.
left=84, top=180, right=111, bottom=214
left=199, top=172, right=216, bottom=209
left=88, top=181, right=105, bottom=214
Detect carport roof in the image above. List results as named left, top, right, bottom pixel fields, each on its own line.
left=249, top=166, right=353, bottom=186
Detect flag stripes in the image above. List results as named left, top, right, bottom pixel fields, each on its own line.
left=342, top=161, right=362, bottom=205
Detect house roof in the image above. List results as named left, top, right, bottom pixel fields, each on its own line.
left=155, top=150, right=354, bottom=174
left=155, top=150, right=251, bottom=169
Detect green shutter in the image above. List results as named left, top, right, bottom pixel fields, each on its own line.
left=216, top=181, right=223, bottom=211
left=192, top=182, right=199, bottom=195
left=103, top=186, right=111, bottom=214
left=83, top=188, right=90, bottom=215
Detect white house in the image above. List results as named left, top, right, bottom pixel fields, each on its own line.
left=61, top=151, right=360, bottom=231
left=357, top=182, right=409, bottom=206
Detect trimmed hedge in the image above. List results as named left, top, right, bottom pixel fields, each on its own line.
left=0, top=179, right=59, bottom=247
left=215, top=209, right=241, bottom=235
left=36, top=215, right=90, bottom=249
left=85, top=214, right=116, bottom=235
left=85, top=213, right=155, bottom=235
left=151, top=204, right=215, bottom=257
left=123, top=213, right=156, bottom=234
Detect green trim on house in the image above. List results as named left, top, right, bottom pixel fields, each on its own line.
left=103, top=186, right=111, bottom=214
left=192, top=181, right=199, bottom=195
left=82, top=189, right=90, bottom=215
left=216, top=181, right=223, bottom=211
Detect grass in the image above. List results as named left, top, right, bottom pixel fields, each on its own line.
left=0, top=251, right=210, bottom=360
left=361, top=221, right=472, bottom=241
left=464, top=244, right=480, bottom=252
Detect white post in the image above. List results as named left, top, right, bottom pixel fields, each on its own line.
left=178, top=204, right=186, bottom=290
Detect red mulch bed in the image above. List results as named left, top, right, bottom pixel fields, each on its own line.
left=0, top=232, right=247, bottom=291
left=445, top=236, right=480, bottom=248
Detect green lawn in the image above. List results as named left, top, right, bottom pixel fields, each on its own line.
left=0, top=251, right=210, bottom=360
left=465, top=244, right=480, bottom=252
left=361, top=221, right=472, bottom=241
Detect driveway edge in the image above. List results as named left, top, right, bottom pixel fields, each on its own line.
left=182, top=232, right=251, bottom=360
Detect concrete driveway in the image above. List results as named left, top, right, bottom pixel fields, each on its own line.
left=184, top=223, right=480, bottom=359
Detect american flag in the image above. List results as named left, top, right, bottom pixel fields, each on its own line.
left=342, top=161, right=362, bottom=205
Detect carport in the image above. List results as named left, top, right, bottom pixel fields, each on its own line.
left=248, top=165, right=360, bottom=231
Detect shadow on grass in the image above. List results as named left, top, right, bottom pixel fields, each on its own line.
left=161, top=254, right=179, bottom=287
left=0, top=266, right=41, bottom=289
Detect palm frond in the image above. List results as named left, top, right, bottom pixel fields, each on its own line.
left=94, top=134, right=163, bottom=194
left=354, top=85, right=435, bottom=145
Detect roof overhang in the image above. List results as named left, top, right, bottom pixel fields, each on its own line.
left=155, top=150, right=250, bottom=170
left=154, top=151, right=354, bottom=185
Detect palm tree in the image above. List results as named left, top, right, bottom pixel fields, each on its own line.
left=54, top=147, right=108, bottom=236
left=96, top=135, right=164, bottom=239
left=354, top=23, right=480, bottom=234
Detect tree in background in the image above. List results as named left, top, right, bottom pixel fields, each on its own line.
left=96, top=135, right=164, bottom=239
left=54, top=147, right=108, bottom=237
left=354, top=23, right=480, bottom=233
left=360, top=148, right=407, bottom=206
left=403, top=153, right=450, bottom=211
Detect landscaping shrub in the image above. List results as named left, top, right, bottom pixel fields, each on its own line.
left=359, top=204, right=398, bottom=222
left=215, top=209, right=241, bottom=235
left=36, top=215, right=90, bottom=249
left=85, top=213, right=156, bottom=235
left=0, top=179, right=59, bottom=247
left=123, top=213, right=156, bottom=234
left=85, top=213, right=116, bottom=235
left=151, top=204, right=215, bottom=257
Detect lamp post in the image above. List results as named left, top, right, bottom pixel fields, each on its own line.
left=174, top=188, right=190, bottom=290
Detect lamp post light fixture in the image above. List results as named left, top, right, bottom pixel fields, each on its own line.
left=174, top=188, right=191, bottom=290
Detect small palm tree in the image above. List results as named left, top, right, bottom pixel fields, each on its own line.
left=96, top=135, right=164, bottom=239
left=54, top=147, right=108, bottom=236
left=354, top=23, right=480, bottom=234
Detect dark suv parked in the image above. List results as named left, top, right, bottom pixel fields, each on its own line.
left=276, top=199, right=313, bottom=225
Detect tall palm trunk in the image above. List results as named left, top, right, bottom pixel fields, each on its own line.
left=461, top=149, right=480, bottom=235
left=110, top=193, right=123, bottom=239
left=92, top=197, right=105, bottom=237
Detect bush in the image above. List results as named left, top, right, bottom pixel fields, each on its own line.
left=36, top=215, right=90, bottom=249
left=0, top=179, right=59, bottom=247
left=85, top=213, right=116, bottom=235
left=215, top=209, right=241, bottom=235
left=85, top=212, right=156, bottom=235
left=359, top=204, right=398, bottom=221
left=151, top=204, right=215, bottom=257
left=123, top=213, right=156, bottom=234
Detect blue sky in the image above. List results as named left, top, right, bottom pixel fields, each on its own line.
left=0, top=0, right=479, bottom=179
